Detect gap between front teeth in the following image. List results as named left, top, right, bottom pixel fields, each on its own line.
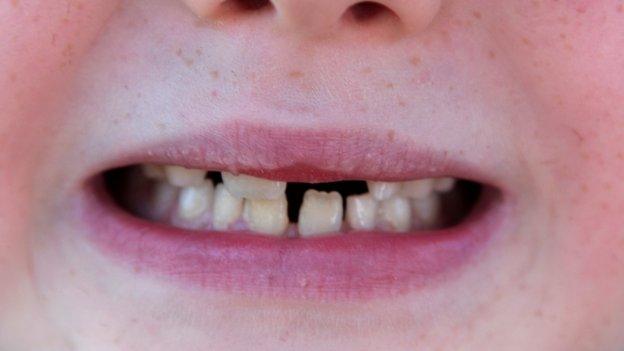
left=140, top=165, right=456, bottom=237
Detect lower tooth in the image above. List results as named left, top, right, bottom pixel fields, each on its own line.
left=164, top=165, right=207, bottom=187
left=144, top=182, right=179, bottom=222
left=377, top=197, right=412, bottom=232
left=212, top=184, right=243, bottom=231
left=346, top=194, right=378, bottom=231
left=177, top=180, right=214, bottom=220
left=433, top=177, right=456, bottom=192
left=298, top=190, right=343, bottom=237
left=242, top=195, right=289, bottom=236
left=412, top=194, right=441, bottom=229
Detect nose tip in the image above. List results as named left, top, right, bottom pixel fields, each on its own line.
left=181, top=0, right=442, bottom=37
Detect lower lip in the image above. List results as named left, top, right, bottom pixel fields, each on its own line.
left=77, top=180, right=506, bottom=301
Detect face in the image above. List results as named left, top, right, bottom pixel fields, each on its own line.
left=2, top=0, right=624, bottom=350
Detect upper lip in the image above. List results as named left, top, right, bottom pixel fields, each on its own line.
left=87, top=119, right=505, bottom=188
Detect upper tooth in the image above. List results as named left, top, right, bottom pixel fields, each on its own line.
left=298, top=190, right=343, bottom=237
left=412, top=194, right=441, bottom=229
left=401, top=179, right=434, bottom=199
left=242, top=195, right=289, bottom=236
left=142, top=164, right=166, bottom=180
left=367, top=181, right=401, bottom=201
left=377, top=197, right=412, bottom=232
left=212, top=183, right=243, bottom=230
left=433, top=177, right=456, bottom=192
left=346, top=194, right=378, bottom=231
left=164, top=165, right=206, bottom=187
left=222, top=172, right=286, bottom=200
left=177, top=180, right=214, bottom=220
left=144, top=182, right=179, bottom=222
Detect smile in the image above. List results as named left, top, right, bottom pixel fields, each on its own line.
left=76, top=121, right=510, bottom=300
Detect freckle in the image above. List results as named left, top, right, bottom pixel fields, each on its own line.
left=398, top=100, right=406, bottom=107
left=387, top=130, right=396, bottom=142
left=8, top=72, right=17, bottom=83
left=362, top=67, right=373, bottom=74
left=521, top=37, right=532, bottom=46
left=488, top=50, right=496, bottom=60
left=385, top=82, right=394, bottom=89
left=472, top=10, right=482, bottom=20
left=288, top=71, right=304, bottom=78
left=559, top=33, right=567, bottom=39
left=617, top=4, right=623, bottom=13
left=410, top=56, right=421, bottom=66
left=10, top=0, right=18, bottom=7
left=195, top=48, right=202, bottom=56
left=211, top=70, right=220, bottom=79
left=211, top=90, right=219, bottom=98
left=616, top=152, right=623, bottom=160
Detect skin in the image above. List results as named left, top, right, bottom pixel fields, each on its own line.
left=1, top=0, right=624, bottom=350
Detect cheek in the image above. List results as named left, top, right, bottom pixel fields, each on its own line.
left=0, top=0, right=119, bottom=295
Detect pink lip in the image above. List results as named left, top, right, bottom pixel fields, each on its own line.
left=75, top=121, right=509, bottom=300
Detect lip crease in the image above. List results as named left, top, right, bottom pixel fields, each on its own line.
left=74, top=121, right=509, bottom=300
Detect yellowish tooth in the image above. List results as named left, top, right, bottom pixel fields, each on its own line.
left=433, top=177, right=456, bottom=193
left=346, top=194, right=378, bottom=231
left=367, top=181, right=401, bottom=201
left=222, top=172, right=286, bottom=200
left=298, top=190, right=343, bottom=237
left=164, top=165, right=206, bottom=187
left=141, top=164, right=166, bottom=180
left=401, top=179, right=434, bottom=199
left=212, top=184, right=243, bottom=231
left=243, top=195, right=289, bottom=236
left=177, top=180, right=214, bottom=220
left=377, top=197, right=412, bottom=232
left=412, top=194, right=442, bottom=229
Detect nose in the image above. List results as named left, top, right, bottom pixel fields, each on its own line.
left=181, top=0, right=442, bottom=37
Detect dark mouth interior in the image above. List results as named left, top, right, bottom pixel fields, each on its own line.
left=103, top=165, right=484, bottom=231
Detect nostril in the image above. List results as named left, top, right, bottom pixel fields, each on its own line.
left=346, top=1, right=395, bottom=23
left=221, top=0, right=272, bottom=13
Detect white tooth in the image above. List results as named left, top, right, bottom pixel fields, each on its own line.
left=164, top=165, right=206, bottom=187
left=346, top=194, right=378, bottom=231
left=367, top=181, right=401, bottom=201
left=433, top=177, right=456, bottom=193
left=142, top=164, right=166, bottom=180
left=177, top=180, right=214, bottom=220
left=212, top=184, right=243, bottom=230
left=298, top=190, right=343, bottom=237
left=401, top=179, right=434, bottom=199
left=412, top=194, right=441, bottom=229
left=242, top=195, right=289, bottom=236
left=377, top=197, right=412, bottom=232
left=222, top=172, right=286, bottom=200
left=144, top=182, right=179, bottom=222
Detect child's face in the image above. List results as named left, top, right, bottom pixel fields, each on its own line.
left=2, top=1, right=623, bottom=350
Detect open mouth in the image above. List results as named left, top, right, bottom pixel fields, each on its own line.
left=76, top=125, right=508, bottom=300
left=105, top=165, right=482, bottom=237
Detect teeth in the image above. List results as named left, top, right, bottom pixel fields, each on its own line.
left=367, top=181, right=401, bottom=201
left=242, top=195, right=289, bottom=236
left=177, top=180, right=214, bottom=220
left=144, top=182, right=179, bottom=222
left=298, top=190, right=343, bottom=237
left=212, top=184, right=244, bottom=231
left=222, top=172, right=286, bottom=200
left=433, top=177, right=456, bottom=193
left=401, top=179, right=434, bottom=199
left=412, top=194, right=442, bottom=229
left=142, top=164, right=166, bottom=180
left=377, top=197, right=412, bottom=232
left=164, top=165, right=207, bottom=187
left=346, top=194, right=378, bottom=231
